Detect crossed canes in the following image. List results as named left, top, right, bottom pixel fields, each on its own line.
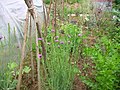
left=16, top=0, right=46, bottom=90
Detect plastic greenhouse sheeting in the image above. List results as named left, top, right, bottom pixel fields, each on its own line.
left=0, top=0, right=44, bottom=69
left=0, top=0, right=44, bottom=42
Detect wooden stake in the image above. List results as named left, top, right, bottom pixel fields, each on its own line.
left=62, top=0, right=64, bottom=19
left=54, top=0, right=57, bottom=36
left=42, top=0, right=47, bottom=38
left=24, top=0, right=46, bottom=61
left=16, top=11, right=29, bottom=90
left=47, top=0, right=52, bottom=27
left=35, top=19, right=41, bottom=90
left=29, top=14, right=35, bottom=82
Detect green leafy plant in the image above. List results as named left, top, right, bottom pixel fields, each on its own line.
left=44, top=0, right=51, bottom=4
left=82, top=36, right=120, bottom=90
left=0, top=62, right=18, bottom=90
left=22, top=66, right=31, bottom=74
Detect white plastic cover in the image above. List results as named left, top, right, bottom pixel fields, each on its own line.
left=0, top=0, right=44, bottom=68
left=0, top=0, right=44, bottom=43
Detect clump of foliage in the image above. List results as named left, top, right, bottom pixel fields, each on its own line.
left=40, top=23, right=82, bottom=90
left=114, top=0, right=120, bottom=10
left=0, top=61, right=31, bottom=90
left=0, top=62, right=18, bottom=90
left=44, top=0, right=50, bottom=4
left=82, top=36, right=120, bottom=90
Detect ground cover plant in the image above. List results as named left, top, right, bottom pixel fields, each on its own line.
left=0, top=62, right=18, bottom=90
left=0, top=0, right=120, bottom=90
left=82, top=36, right=120, bottom=90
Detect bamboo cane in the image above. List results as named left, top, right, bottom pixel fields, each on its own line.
left=54, top=0, right=57, bottom=36
left=42, top=0, right=47, bottom=39
left=29, top=14, right=35, bottom=82
left=35, top=18, right=41, bottom=90
left=47, top=0, right=52, bottom=27
left=16, top=11, right=29, bottom=90
left=24, top=0, right=46, bottom=61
